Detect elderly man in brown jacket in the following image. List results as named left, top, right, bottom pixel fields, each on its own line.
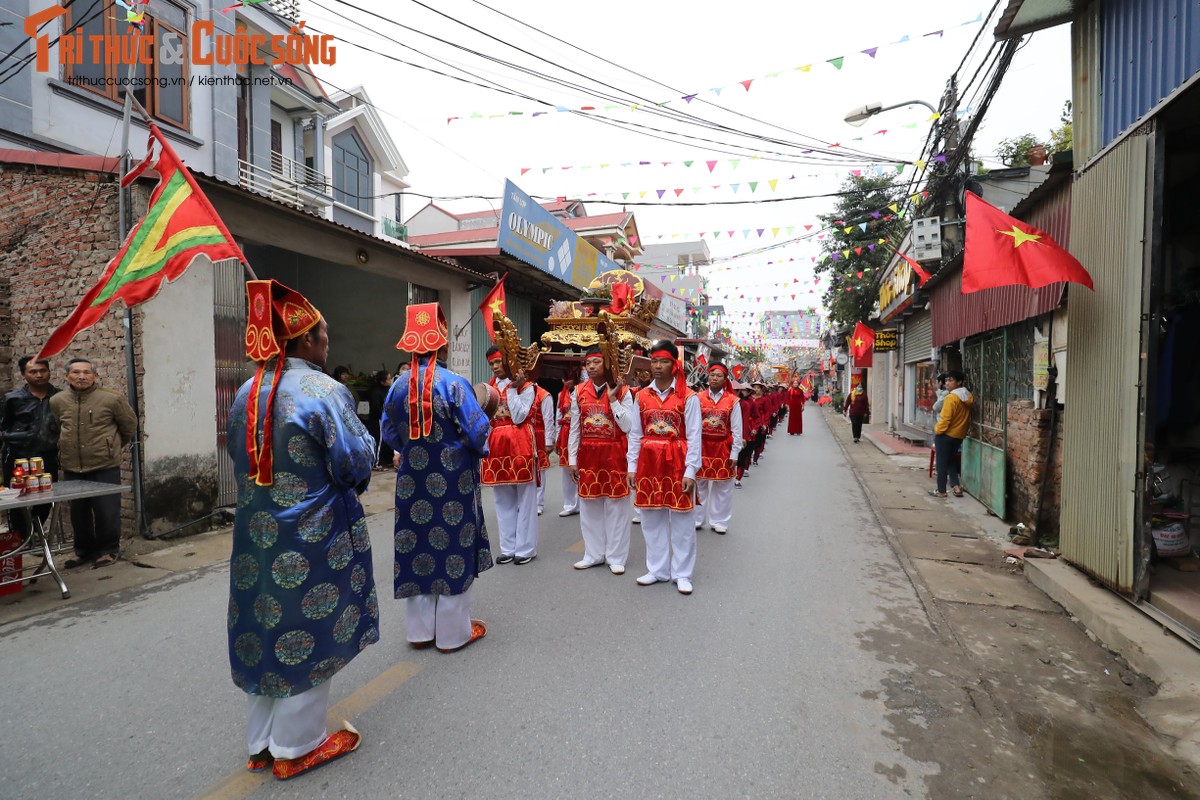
left=49, top=358, right=137, bottom=568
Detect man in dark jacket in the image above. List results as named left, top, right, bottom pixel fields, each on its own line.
left=48, top=358, right=137, bottom=568
left=1, top=356, right=61, bottom=536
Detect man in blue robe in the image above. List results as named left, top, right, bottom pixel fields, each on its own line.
left=383, top=302, right=492, bottom=652
left=226, top=280, right=377, bottom=780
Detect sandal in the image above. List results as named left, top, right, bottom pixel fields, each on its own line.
left=93, top=554, right=117, bottom=568
left=437, top=620, right=487, bottom=653
left=928, top=490, right=948, bottom=498
left=64, top=555, right=91, bottom=569
left=953, top=487, right=964, bottom=497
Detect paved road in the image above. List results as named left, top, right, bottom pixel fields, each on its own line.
left=1, top=406, right=939, bottom=799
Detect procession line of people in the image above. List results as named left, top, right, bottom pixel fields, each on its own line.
left=224, top=280, right=806, bottom=780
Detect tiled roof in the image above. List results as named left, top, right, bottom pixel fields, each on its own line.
left=0, top=149, right=120, bottom=173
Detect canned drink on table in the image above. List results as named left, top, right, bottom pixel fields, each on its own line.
left=38, top=474, right=52, bottom=492
left=30, top=457, right=44, bottom=474
left=13, top=458, right=29, bottom=476
left=8, top=475, right=23, bottom=493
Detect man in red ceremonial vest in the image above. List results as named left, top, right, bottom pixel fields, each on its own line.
left=529, top=380, right=555, bottom=516
left=481, top=346, right=539, bottom=565
left=568, top=345, right=635, bottom=574
left=556, top=375, right=579, bottom=517
left=694, top=362, right=743, bottom=535
left=628, top=340, right=702, bottom=594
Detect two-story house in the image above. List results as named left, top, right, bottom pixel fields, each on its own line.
left=0, top=0, right=487, bottom=535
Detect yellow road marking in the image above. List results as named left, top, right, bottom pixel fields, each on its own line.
left=195, top=660, right=423, bottom=800
left=568, top=539, right=585, bottom=553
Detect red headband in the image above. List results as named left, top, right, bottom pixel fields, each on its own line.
left=651, top=348, right=676, bottom=360
left=707, top=363, right=728, bottom=375
left=487, top=353, right=504, bottom=363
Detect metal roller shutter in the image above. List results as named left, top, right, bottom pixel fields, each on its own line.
left=903, top=312, right=933, bottom=363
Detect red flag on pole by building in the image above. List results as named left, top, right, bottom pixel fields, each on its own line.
left=850, top=321, right=874, bottom=368
left=478, top=273, right=507, bottom=342
left=884, top=243, right=932, bottom=286
left=963, top=191, right=1093, bottom=293
left=39, top=123, right=246, bottom=359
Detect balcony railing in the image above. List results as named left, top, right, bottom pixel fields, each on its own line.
left=238, top=154, right=330, bottom=214
left=381, top=217, right=407, bottom=241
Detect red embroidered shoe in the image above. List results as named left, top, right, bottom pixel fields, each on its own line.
left=246, top=749, right=273, bottom=772
left=437, top=619, right=487, bottom=653
left=271, top=722, right=361, bottom=780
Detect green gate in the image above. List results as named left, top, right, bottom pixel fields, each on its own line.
left=961, top=322, right=1035, bottom=519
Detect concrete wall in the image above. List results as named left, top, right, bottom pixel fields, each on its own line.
left=139, top=260, right=219, bottom=533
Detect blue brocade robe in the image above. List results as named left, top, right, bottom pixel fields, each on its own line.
left=382, top=358, right=492, bottom=598
left=226, top=358, right=379, bottom=698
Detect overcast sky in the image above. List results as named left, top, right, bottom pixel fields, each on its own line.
left=303, top=0, right=1072, bottom=344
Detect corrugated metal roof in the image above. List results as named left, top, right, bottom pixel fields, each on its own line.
left=192, top=170, right=492, bottom=282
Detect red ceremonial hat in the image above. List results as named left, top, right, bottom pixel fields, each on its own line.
left=395, top=303, right=449, bottom=440
left=245, top=279, right=321, bottom=362
left=395, top=303, right=449, bottom=354
left=242, top=279, right=322, bottom=486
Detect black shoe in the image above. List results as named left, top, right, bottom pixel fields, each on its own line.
left=513, top=555, right=536, bottom=565
left=496, top=554, right=515, bottom=564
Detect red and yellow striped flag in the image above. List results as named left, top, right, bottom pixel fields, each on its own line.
left=39, top=123, right=245, bottom=358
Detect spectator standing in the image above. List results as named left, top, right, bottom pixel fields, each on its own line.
left=932, top=370, right=974, bottom=498
left=1, top=356, right=61, bottom=537
left=49, top=358, right=136, bottom=569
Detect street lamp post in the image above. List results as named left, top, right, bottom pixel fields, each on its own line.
left=843, top=99, right=939, bottom=127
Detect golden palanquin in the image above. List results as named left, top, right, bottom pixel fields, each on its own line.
left=540, top=296, right=660, bottom=352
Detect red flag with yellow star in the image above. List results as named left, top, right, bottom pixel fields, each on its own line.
left=963, top=191, right=1093, bottom=294
left=478, top=273, right=507, bottom=343
left=850, top=321, right=874, bottom=367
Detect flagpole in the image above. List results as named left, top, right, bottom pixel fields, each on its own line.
left=119, top=74, right=147, bottom=539
left=452, top=272, right=502, bottom=339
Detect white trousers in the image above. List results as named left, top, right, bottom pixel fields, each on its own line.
left=695, top=479, right=734, bottom=529
left=493, top=481, right=538, bottom=557
left=578, top=494, right=632, bottom=567
left=537, top=470, right=546, bottom=511
left=560, top=467, right=579, bottom=513
left=246, top=681, right=330, bottom=758
left=640, top=507, right=696, bottom=582
left=406, top=588, right=472, bottom=650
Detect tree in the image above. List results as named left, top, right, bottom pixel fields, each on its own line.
left=734, top=346, right=766, bottom=365
left=1048, top=100, right=1072, bottom=154
left=813, top=174, right=906, bottom=328
left=995, top=133, right=1045, bottom=167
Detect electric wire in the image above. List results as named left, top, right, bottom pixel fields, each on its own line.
left=320, top=0, right=901, bottom=164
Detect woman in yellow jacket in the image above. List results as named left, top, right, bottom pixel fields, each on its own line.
left=931, top=370, right=973, bottom=498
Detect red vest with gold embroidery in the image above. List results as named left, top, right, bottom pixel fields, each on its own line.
left=697, top=389, right=737, bottom=481
left=633, top=387, right=694, bottom=511
left=555, top=387, right=573, bottom=460
left=529, top=385, right=551, bottom=472
left=574, top=381, right=629, bottom=498
left=481, top=379, right=536, bottom=485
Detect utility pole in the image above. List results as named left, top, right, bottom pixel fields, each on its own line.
left=938, top=76, right=963, bottom=255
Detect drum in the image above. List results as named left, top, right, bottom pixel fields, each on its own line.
left=474, top=382, right=501, bottom=418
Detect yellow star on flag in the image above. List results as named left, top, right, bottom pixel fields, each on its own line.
left=853, top=337, right=863, bottom=347
left=997, top=225, right=1042, bottom=248
left=489, top=297, right=504, bottom=314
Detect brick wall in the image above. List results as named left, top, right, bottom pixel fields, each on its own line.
left=0, top=161, right=147, bottom=535
left=1005, top=399, right=1065, bottom=540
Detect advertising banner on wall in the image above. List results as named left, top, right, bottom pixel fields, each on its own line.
left=497, top=180, right=621, bottom=289
left=657, top=294, right=689, bottom=332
